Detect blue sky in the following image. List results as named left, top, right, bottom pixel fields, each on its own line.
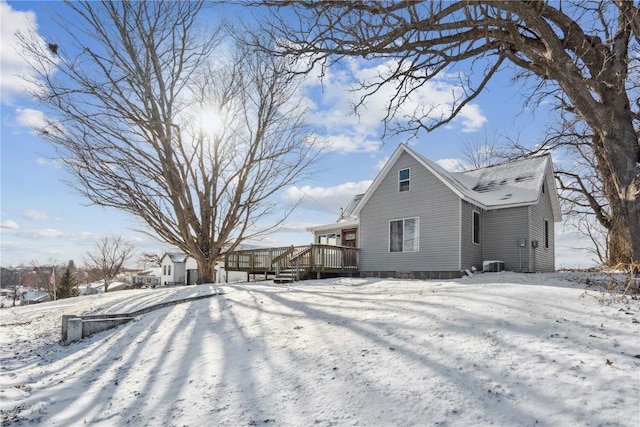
left=0, top=1, right=595, bottom=268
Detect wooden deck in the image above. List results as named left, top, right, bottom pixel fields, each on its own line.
left=224, top=244, right=359, bottom=280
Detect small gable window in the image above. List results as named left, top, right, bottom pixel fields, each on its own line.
left=399, top=168, right=410, bottom=192
left=542, top=181, right=546, bottom=193
left=472, top=210, right=480, bottom=245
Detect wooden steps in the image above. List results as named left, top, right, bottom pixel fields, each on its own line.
left=273, top=269, right=297, bottom=284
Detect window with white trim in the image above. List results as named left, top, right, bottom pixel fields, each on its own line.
left=399, top=168, right=410, bottom=192
left=472, top=210, right=480, bottom=244
left=317, top=233, right=337, bottom=245
left=390, top=217, right=418, bottom=252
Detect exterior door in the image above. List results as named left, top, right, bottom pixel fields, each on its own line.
left=341, top=228, right=357, bottom=247
left=341, top=228, right=357, bottom=268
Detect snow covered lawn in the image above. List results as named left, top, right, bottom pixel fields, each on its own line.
left=1, top=272, right=639, bottom=426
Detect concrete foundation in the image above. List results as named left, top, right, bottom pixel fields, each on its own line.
left=360, top=270, right=464, bottom=279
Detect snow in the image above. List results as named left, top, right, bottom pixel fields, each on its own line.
left=416, top=149, right=550, bottom=209
left=1, top=273, right=639, bottom=426
left=458, top=156, right=548, bottom=206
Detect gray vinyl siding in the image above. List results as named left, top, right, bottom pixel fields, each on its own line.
left=529, top=190, right=556, bottom=272
left=482, top=207, right=531, bottom=272
left=359, top=151, right=460, bottom=272
left=460, top=200, right=483, bottom=270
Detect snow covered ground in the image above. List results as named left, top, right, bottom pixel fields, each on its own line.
left=1, top=272, right=638, bottom=426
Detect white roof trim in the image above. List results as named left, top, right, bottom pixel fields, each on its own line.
left=307, top=219, right=359, bottom=233
left=353, top=144, right=562, bottom=221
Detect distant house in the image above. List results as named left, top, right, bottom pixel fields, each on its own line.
left=129, top=268, right=161, bottom=288
left=160, top=252, right=198, bottom=285
left=20, top=290, right=50, bottom=305
left=308, top=144, right=561, bottom=277
left=160, top=252, right=248, bottom=285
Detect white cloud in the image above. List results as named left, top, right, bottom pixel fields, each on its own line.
left=457, top=104, right=487, bottom=133
left=277, top=221, right=324, bottom=232
left=319, top=134, right=381, bottom=154
left=18, top=228, right=64, bottom=238
left=0, top=1, right=43, bottom=104
left=78, top=231, right=98, bottom=240
left=0, top=220, right=19, bottom=229
left=284, top=180, right=372, bottom=215
left=375, top=156, right=390, bottom=171
left=15, top=107, right=47, bottom=131
left=436, top=158, right=469, bottom=172
left=301, top=57, right=488, bottom=154
left=21, top=209, right=50, bottom=221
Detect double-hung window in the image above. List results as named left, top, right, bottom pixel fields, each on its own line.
left=399, top=168, right=410, bottom=192
left=390, top=217, right=418, bottom=252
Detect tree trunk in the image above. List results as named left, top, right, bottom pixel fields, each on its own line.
left=607, top=216, right=632, bottom=266
left=580, top=89, right=639, bottom=265
left=622, top=198, right=640, bottom=264
left=601, top=124, right=640, bottom=265
left=195, top=257, right=218, bottom=285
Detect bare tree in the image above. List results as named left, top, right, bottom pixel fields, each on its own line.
left=459, top=131, right=528, bottom=170
left=262, top=1, right=640, bottom=265
left=137, top=252, right=163, bottom=269
left=19, top=1, right=319, bottom=283
left=83, top=236, right=136, bottom=293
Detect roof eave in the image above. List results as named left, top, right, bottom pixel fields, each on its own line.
left=307, top=219, right=360, bottom=233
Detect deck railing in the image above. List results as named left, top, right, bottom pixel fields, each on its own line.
left=224, top=244, right=359, bottom=276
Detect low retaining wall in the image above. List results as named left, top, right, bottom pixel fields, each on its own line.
left=61, top=291, right=221, bottom=345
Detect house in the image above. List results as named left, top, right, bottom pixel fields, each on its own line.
left=308, top=144, right=561, bottom=278
left=129, top=268, right=161, bottom=288
left=20, top=289, right=50, bottom=305
left=160, top=252, right=198, bottom=285
left=161, top=252, right=249, bottom=285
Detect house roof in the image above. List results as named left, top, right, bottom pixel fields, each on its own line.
left=307, top=218, right=359, bottom=233
left=162, top=252, right=188, bottom=263
left=135, top=267, right=162, bottom=277
left=338, top=193, right=364, bottom=221
left=306, top=193, right=363, bottom=233
left=353, top=144, right=562, bottom=221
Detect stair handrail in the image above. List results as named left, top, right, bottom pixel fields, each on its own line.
left=290, top=245, right=312, bottom=262
left=290, top=245, right=313, bottom=280
left=272, top=245, right=295, bottom=276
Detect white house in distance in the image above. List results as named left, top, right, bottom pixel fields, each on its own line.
left=160, top=252, right=248, bottom=285
left=160, top=253, right=198, bottom=285
left=129, top=268, right=161, bottom=288
left=308, top=143, right=562, bottom=277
